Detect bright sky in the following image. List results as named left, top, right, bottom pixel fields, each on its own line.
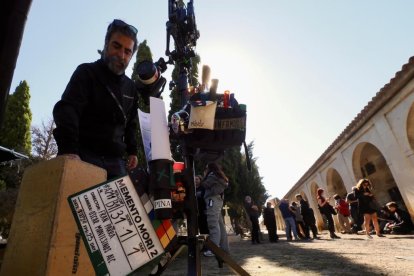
left=11, top=0, right=414, bottom=199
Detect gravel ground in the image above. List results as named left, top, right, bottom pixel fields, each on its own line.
left=162, top=230, right=414, bottom=276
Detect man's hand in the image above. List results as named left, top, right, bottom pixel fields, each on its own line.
left=62, top=154, right=81, bottom=160
left=127, top=155, right=138, bottom=170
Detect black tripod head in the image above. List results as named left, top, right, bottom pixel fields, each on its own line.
left=166, top=0, right=200, bottom=65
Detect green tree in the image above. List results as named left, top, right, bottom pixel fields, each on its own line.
left=222, top=142, right=268, bottom=232
left=239, top=142, right=267, bottom=204
left=191, top=141, right=267, bottom=227
left=0, top=81, right=34, bottom=232
left=0, top=80, right=32, bottom=155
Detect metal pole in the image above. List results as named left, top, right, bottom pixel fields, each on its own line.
left=183, top=152, right=201, bottom=275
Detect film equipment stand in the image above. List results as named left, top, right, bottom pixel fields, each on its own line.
left=148, top=1, right=250, bottom=274
left=149, top=58, right=249, bottom=275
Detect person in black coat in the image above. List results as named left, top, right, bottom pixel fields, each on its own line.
left=263, top=202, right=279, bottom=243
left=317, top=188, right=340, bottom=239
left=385, top=202, right=414, bottom=234
left=296, top=194, right=319, bottom=239
left=355, top=179, right=384, bottom=238
left=53, top=19, right=140, bottom=179
left=244, top=196, right=261, bottom=244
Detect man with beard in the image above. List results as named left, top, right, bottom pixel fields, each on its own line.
left=53, top=19, right=139, bottom=178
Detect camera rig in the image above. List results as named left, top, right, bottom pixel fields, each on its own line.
left=165, top=0, right=200, bottom=109
left=134, top=1, right=249, bottom=275
left=166, top=0, right=199, bottom=63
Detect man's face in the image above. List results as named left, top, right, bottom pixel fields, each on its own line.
left=103, top=32, right=135, bottom=75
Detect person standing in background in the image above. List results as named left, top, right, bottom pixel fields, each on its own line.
left=355, top=179, right=384, bottom=239
left=202, top=163, right=229, bottom=256
left=263, top=202, right=279, bottom=243
left=333, top=194, right=352, bottom=234
left=296, top=194, right=319, bottom=239
left=317, top=188, right=340, bottom=239
left=346, top=186, right=362, bottom=233
left=278, top=198, right=299, bottom=241
left=291, top=201, right=307, bottom=239
left=244, top=196, right=261, bottom=244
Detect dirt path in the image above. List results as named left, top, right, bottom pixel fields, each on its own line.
left=163, top=231, right=414, bottom=275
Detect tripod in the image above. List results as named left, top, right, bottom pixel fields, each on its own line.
left=150, top=146, right=249, bottom=276
left=162, top=5, right=249, bottom=268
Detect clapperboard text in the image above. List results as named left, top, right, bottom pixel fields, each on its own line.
left=70, top=176, right=163, bottom=275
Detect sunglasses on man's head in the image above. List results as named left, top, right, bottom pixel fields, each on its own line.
left=108, top=19, right=138, bottom=35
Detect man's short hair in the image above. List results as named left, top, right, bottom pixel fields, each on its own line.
left=295, top=194, right=302, bottom=199
left=105, top=19, right=138, bottom=52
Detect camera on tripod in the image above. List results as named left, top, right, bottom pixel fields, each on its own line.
left=166, top=0, right=200, bottom=62
left=130, top=2, right=251, bottom=274
left=134, top=0, right=246, bottom=223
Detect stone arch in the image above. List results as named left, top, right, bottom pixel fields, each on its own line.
left=326, top=168, right=348, bottom=199
left=352, top=142, right=407, bottom=208
left=310, top=182, right=325, bottom=230
left=269, top=198, right=285, bottom=231
left=407, top=102, right=414, bottom=150
left=310, top=182, right=319, bottom=202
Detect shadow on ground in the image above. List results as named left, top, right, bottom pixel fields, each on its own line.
left=162, top=232, right=387, bottom=275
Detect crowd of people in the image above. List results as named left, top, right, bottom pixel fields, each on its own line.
left=341, top=179, right=413, bottom=238
left=254, top=178, right=414, bottom=243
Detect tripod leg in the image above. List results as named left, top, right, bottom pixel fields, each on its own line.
left=204, top=238, right=250, bottom=276
left=183, top=153, right=202, bottom=275
left=149, top=243, right=187, bottom=276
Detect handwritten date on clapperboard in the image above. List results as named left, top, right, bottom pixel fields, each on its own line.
left=68, top=176, right=164, bottom=276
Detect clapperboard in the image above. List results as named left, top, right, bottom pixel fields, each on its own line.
left=68, top=175, right=176, bottom=276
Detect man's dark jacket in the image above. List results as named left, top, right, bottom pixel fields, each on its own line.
left=53, top=59, right=139, bottom=157
left=299, top=199, right=316, bottom=225
left=263, top=207, right=276, bottom=228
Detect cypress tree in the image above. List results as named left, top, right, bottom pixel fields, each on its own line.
left=0, top=80, right=32, bottom=155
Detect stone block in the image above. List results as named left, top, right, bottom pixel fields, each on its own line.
left=0, top=156, right=106, bottom=276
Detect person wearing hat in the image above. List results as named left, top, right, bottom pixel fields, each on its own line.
left=53, top=19, right=140, bottom=178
